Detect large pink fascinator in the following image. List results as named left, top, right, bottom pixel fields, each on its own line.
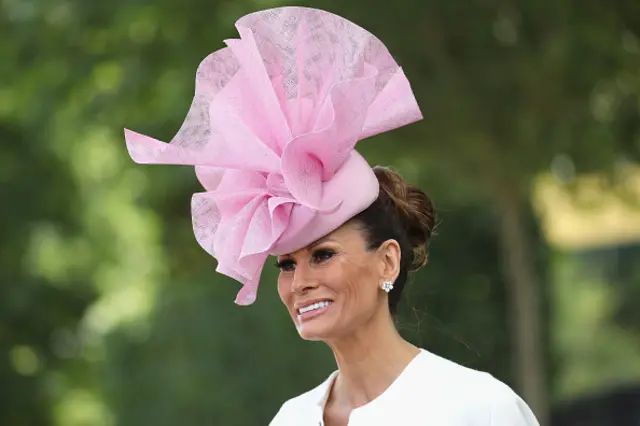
left=124, top=6, right=422, bottom=305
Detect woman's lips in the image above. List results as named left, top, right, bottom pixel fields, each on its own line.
left=296, top=300, right=333, bottom=322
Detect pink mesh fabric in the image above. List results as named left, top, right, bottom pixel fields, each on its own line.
left=124, top=6, right=422, bottom=305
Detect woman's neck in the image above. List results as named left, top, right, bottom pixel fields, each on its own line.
left=326, top=311, right=420, bottom=410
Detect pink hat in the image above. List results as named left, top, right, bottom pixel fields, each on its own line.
left=124, top=6, right=422, bottom=305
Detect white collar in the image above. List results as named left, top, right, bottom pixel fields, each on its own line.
left=310, top=349, right=427, bottom=414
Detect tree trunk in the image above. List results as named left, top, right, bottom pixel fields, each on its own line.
left=497, top=191, right=548, bottom=426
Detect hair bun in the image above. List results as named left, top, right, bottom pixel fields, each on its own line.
left=373, top=167, right=436, bottom=271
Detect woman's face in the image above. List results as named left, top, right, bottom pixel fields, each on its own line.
left=276, top=221, right=398, bottom=341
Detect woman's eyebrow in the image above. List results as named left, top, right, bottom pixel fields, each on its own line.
left=278, top=235, right=337, bottom=259
left=307, top=235, right=335, bottom=250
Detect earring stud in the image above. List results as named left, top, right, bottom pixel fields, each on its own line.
left=381, top=281, right=394, bottom=293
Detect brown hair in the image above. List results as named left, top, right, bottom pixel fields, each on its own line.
left=350, top=166, right=436, bottom=315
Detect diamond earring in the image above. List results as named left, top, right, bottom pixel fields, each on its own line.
left=381, top=281, right=394, bottom=293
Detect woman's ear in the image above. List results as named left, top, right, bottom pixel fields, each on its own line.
left=377, top=239, right=401, bottom=283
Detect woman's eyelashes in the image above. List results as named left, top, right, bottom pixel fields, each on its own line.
left=312, top=248, right=335, bottom=263
left=275, top=258, right=295, bottom=272
left=275, top=249, right=336, bottom=272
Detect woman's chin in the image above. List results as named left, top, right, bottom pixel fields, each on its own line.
left=296, top=318, right=336, bottom=341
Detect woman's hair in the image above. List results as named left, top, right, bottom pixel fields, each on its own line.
left=350, top=166, right=436, bottom=315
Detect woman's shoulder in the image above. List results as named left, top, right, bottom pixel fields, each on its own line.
left=414, top=348, right=508, bottom=392
left=411, top=349, right=539, bottom=425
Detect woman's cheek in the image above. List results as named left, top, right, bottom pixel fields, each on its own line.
left=277, top=275, right=291, bottom=305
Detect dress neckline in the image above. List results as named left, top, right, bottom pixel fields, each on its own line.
left=316, top=349, right=426, bottom=416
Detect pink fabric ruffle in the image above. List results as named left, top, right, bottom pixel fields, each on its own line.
left=124, top=6, right=422, bottom=305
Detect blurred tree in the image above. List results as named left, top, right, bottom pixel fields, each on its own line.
left=0, top=122, right=96, bottom=426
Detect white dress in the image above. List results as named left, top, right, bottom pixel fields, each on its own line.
left=269, top=349, right=540, bottom=426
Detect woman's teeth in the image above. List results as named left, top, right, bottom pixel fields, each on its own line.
left=298, top=301, right=332, bottom=314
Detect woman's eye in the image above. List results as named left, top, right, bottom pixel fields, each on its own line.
left=313, top=249, right=335, bottom=263
left=276, top=259, right=295, bottom=272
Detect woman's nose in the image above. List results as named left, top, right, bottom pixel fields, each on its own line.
left=291, top=264, right=318, bottom=295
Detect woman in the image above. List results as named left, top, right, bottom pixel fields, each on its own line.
left=124, top=6, right=540, bottom=426
left=269, top=166, right=539, bottom=426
